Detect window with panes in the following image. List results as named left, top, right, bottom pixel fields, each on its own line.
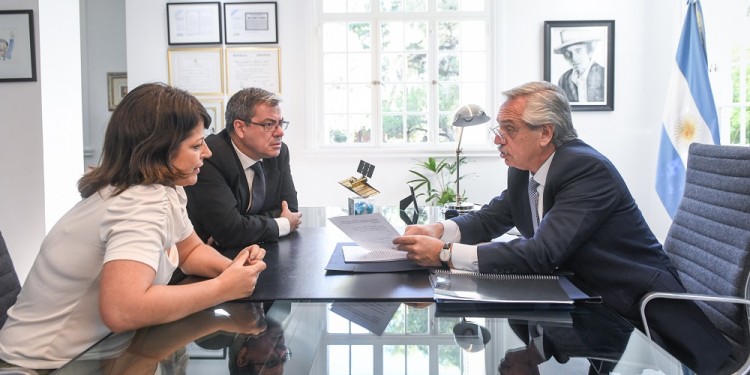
left=316, top=0, right=492, bottom=149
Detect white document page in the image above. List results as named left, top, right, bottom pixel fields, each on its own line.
left=328, top=214, right=407, bottom=262
left=329, top=302, right=401, bottom=336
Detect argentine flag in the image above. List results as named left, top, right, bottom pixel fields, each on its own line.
left=656, top=0, right=720, bottom=218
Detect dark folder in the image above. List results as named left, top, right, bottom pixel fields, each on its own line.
left=430, top=270, right=599, bottom=307
left=325, top=242, right=425, bottom=272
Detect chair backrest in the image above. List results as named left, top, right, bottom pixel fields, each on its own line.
left=0, top=230, right=22, bottom=329
left=664, top=143, right=750, bottom=374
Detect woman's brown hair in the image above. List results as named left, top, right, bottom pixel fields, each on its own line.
left=78, top=83, right=211, bottom=198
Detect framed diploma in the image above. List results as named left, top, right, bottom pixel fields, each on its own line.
left=168, top=48, right=224, bottom=95
left=225, top=47, right=281, bottom=95
left=198, top=98, right=225, bottom=135
left=224, top=2, right=278, bottom=44
left=166, top=2, right=222, bottom=45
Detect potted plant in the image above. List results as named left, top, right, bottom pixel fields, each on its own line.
left=407, top=156, right=471, bottom=206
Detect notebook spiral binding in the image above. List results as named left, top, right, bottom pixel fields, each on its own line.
left=431, top=269, right=558, bottom=280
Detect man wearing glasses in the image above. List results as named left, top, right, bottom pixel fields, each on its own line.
left=394, top=81, right=730, bottom=375
left=184, top=87, right=301, bottom=259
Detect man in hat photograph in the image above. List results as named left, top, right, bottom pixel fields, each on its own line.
left=554, top=28, right=605, bottom=103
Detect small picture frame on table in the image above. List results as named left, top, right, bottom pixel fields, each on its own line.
left=224, top=2, right=278, bottom=44
left=543, top=20, right=615, bottom=111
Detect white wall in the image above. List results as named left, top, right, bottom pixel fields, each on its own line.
left=0, top=0, right=83, bottom=282
left=81, top=0, right=126, bottom=168
left=125, top=0, right=683, bottom=240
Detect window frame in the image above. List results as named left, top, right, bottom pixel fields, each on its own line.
left=311, top=0, right=497, bottom=152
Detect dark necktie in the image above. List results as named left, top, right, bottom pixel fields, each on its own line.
left=528, top=178, right=540, bottom=228
left=249, top=162, right=265, bottom=214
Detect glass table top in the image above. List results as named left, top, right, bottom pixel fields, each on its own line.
left=53, top=300, right=687, bottom=375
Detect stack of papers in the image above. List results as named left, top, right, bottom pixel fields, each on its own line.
left=329, top=214, right=407, bottom=263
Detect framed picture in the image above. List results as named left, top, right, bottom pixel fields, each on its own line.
left=107, top=72, right=128, bottom=111
left=544, top=20, right=614, bottom=111
left=166, top=2, right=222, bottom=45
left=186, top=342, right=226, bottom=360
left=168, top=48, right=224, bottom=95
left=225, top=47, right=281, bottom=95
left=0, top=10, right=37, bottom=82
left=199, top=98, right=224, bottom=135
left=224, top=2, right=278, bottom=44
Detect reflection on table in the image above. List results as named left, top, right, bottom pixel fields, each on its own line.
left=54, top=301, right=687, bottom=375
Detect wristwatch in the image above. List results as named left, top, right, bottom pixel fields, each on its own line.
left=439, top=242, right=452, bottom=268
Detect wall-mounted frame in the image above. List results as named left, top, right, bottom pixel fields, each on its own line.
left=225, top=47, right=281, bottom=95
left=167, top=2, right=222, bottom=45
left=168, top=48, right=224, bottom=95
left=544, top=20, right=614, bottom=111
left=224, top=2, right=278, bottom=44
left=198, top=98, right=224, bottom=135
left=0, top=10, right=37, bottom=82
left=107, top=72, right=128, bottom=111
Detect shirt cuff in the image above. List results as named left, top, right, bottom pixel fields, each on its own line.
left=439, top=220, right=478, bottom=272
left=276, top=217, right=291, bottom=237
left=439, top=220, right=461, bottom=242
left=450, top=243, right=479, bottom=272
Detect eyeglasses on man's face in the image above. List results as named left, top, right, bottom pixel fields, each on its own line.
left=490, top=122, right=536, bottom=143
left=489, top=125, right=509, bottom=143
left=242, top=119, right=289, bottom=132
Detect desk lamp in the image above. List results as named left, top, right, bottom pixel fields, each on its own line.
left=445, top=104, right=490, bottom=213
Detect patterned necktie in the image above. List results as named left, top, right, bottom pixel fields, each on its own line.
left=249, top=162, right=266, bottom=214
left=528, top=178, right=540, bottom=228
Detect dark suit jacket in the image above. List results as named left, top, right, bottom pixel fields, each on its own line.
left=184, top=129, right=298, bottom=254
left=453, top=139, right=729, bottom=374
left=557, top=62, right=605, bottom=102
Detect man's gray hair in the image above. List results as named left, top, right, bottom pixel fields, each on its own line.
left=502, top=81, right=577, bottom=146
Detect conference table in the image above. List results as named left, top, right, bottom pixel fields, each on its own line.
left=52, top=207, right=690, bottom=375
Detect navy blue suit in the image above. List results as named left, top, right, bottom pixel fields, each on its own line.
left=452, top=139, right=729, bottom=374
left=184, top=129, right=298, bottom=254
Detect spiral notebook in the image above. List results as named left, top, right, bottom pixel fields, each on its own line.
left=429, top=269, right=597, bottom=307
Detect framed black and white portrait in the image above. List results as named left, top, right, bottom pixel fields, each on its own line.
left=544, top=20, right=614, bottom=111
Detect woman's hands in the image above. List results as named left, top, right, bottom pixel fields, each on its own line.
left=218, top=244, right=267, bottom=301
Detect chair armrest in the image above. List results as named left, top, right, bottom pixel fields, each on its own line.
left=639, top=292, right=750, bottom=340
left=640, top=292, right=750, bottom=375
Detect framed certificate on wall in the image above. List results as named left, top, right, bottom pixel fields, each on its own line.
left=225, top=47, right=281, bottom=95
left=224, top=2, right=278, bottom=44
left=166, top=2, right=222, bottom=45
left=168, top=48, right=224, bottom=95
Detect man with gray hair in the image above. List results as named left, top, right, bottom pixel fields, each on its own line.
left=394, top=81, right=729, bottom=374
left=185, top=87, right=301, bottom=257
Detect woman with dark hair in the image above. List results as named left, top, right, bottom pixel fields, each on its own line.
left=0, top=83, right=267, bottom=372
